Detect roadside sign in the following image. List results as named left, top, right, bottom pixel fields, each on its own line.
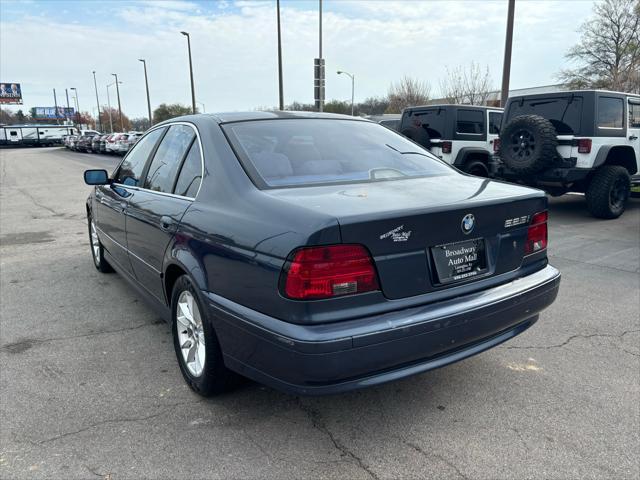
left=0, top=83, right=23, bottom=104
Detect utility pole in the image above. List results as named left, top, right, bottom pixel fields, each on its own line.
left=139, top=59, right=153, bottom=127
left=500, top=0, right=515, bottom=107
left=65, top=88, right=71, bottom=123
left=337, top=70, right=355, bottom=116
left=112, top=73, right=123, bottom=131
left=277, top=0, right=284, bottom=110
left=92, top=71, right=101, bottom=132
left=181, top=31, right=197, bottom=114
left=53, top=88, right=60, bottom=125
left=318, top=0, right=324, bottom=112
left=70, top=87, right=80, bottom=130
left=106, top=83, right=114, bottom=133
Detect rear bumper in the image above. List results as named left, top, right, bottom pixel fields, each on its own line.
left=205, top=265, right=561, bottom=395
left=489, top=156, right=589, bottom=184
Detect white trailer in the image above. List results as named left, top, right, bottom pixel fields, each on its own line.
left=0, top=124, right=77, bottom=147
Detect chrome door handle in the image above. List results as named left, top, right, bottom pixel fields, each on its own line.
left=629, top=135, right=638, bottom=140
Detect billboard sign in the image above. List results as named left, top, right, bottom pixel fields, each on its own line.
left=0, top=83, right=23, bottom=104
left=34, top=107, right=75, bottom=119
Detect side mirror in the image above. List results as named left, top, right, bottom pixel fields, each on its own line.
left=84, top=169, right=109, bottom=185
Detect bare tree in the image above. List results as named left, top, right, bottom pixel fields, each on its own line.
left=559, top=0, right=639, bottom=93
left=439, top=62, right=494, bottom=105
left=386, top=76, right=431, bottom=113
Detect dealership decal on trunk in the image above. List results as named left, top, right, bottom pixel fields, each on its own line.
left=380, top=225, right=412, bottom=242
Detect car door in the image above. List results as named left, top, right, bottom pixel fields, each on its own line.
left=125, top=123, right=200, bottom=302
left=94, top=127, right=166, bottom=275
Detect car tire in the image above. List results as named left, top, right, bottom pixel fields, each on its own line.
left=88, top=214, right=114, bottom=273
left=463, top=159, right=489, bottom=177
left=499, top=114, right=558, bottom=175
left=585, top=166, right=630, bottom=219
left=171, top=275, right=238, bottom=397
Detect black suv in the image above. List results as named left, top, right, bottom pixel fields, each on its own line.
left=491, top=90, right=639, bottom=219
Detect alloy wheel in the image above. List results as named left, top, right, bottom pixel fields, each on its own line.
left=176, top=290, right=206, bottom=377
left=90, top=219, right=100, bottom=266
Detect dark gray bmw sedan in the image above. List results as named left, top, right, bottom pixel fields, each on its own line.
left=84, top=112, right=561, bottom=396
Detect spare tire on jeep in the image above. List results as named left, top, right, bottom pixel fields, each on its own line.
left=499, top=115, right=558, bottom=175
left=401, top=126, right=431, bottom=149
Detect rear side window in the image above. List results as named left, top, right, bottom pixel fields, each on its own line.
left=144, top=124, right=195, bottom=193
left=629, top=102, right=640, bottom=128
left=114, top=127, right=165, bottom=186
left=223, top=119, right=453, bottom=188
left=174, top=141, right=202, bottom=197
left=489, top=112, right=502, bottom=134
left=598, top=97, right=624, bottom=129
left=508, top=96, right=583, bottom=135
left=456, top=109, right=484, bottom=134
left=410, top=109, right=446, bottom=138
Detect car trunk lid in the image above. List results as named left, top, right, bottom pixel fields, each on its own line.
left=267, top=175, right=546, bottom=299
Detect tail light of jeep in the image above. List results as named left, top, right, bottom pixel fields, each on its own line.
left=493, top=139, right=501, bottom=153
left=577, top=138, right=592, bottom=154
left=441, top=141, right=452, bottom=154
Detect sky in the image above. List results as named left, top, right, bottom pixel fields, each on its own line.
left=0, top=0, right=597, bottom=119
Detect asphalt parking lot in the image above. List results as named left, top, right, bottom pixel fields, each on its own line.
left=1, top=146, right=639, bottom=480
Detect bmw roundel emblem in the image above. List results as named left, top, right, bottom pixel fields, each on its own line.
left=461, top=214, right=475, bottom=234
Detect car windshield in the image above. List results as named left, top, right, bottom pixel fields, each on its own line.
left=223, top=119, right=453, bottom=188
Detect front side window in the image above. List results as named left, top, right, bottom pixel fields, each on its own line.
left=489, top=112, right=502, bottom=134
left=144, top=124, right=196, bottom=193
left=598, top=97, right=624, bottom=129
left=114, top=127, right=165, bottom=186
left=174, top=142, right=202, bottom=197
left=627, top=101, right=640, bottom=129
left=456, top=109, right=484, bottom=134
left=223, top=119, right=453, bottom=188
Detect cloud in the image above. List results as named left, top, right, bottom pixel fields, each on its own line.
left=0, top=0, right=595, bottom=118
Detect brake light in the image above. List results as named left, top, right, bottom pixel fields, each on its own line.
left=282, top=245, right=379, bottom=300
left=577, top=138, right=592, bottom=154
left=493, top=138, right=501, bottom=153
left=525, top=211, right=548, bottom=255
left=441, top=141, right=452, bottom=154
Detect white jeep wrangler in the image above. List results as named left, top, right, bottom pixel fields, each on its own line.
left=398, top=105, right=503, bottom=177
left=491, top=90, right=639, bottom=219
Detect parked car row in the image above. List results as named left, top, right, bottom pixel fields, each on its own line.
left=63, top=132, right=143, bottom=155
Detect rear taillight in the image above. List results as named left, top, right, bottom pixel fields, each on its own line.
left=282, top=244, right=379, bottom=300
left=525, top=211, right=548, bottom=255
left=493, top=138, right=501, bottom=153
left=577, top=138, right=592, bottom=154
left=441, top=141, right=452, bottom=154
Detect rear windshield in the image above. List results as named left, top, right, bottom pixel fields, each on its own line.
left=507, top=96, right=583, bottom=135
left=223, top=119, right=453, bottom=188
left=407, top=109, right=446, bottom=138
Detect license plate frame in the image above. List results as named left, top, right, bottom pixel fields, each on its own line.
left=430, top=237, right=488, bottom=285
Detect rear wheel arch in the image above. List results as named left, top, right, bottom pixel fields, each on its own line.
left=164, top=263, right=188, bottom=306
left=598, top=145, right=638, bottom=175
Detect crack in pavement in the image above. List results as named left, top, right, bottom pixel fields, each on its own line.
left=504, top=329, right=640, bottom=351
left=295, top=398, right=379, bottom=479
left=405, top=441, right=470, bottom=480
left=17, top=187, right=65, bottom=217
left=36, top=400, right=205, bottom=445
left=0, top=320, right=165, bottom=353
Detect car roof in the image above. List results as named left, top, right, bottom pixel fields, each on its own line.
left=157, top=111, right=368, bottom=125
left=508, top=89, right=640, bottom=99
left=404, top=104, right=503, bottom=113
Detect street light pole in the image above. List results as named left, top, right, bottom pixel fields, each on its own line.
left=111, top=73, right=123, bottom=131
left=276, top=0, right=284, bottom=110
left=139, top=59, right=152, bottom=127
left=500, top=0, right=515, bottom=107
left=92, top=71, right=101, bottom=132
left=106, top=83, right=114, bottom=133
left=180, top=31, right=197, bottom=114
left=65, top=88, right=71, bottom=123
left=70, top=87, right=80, bottom=130
left=197, top=101, right=206, bottom=113
left=337, top=70, right=355, bottom=116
